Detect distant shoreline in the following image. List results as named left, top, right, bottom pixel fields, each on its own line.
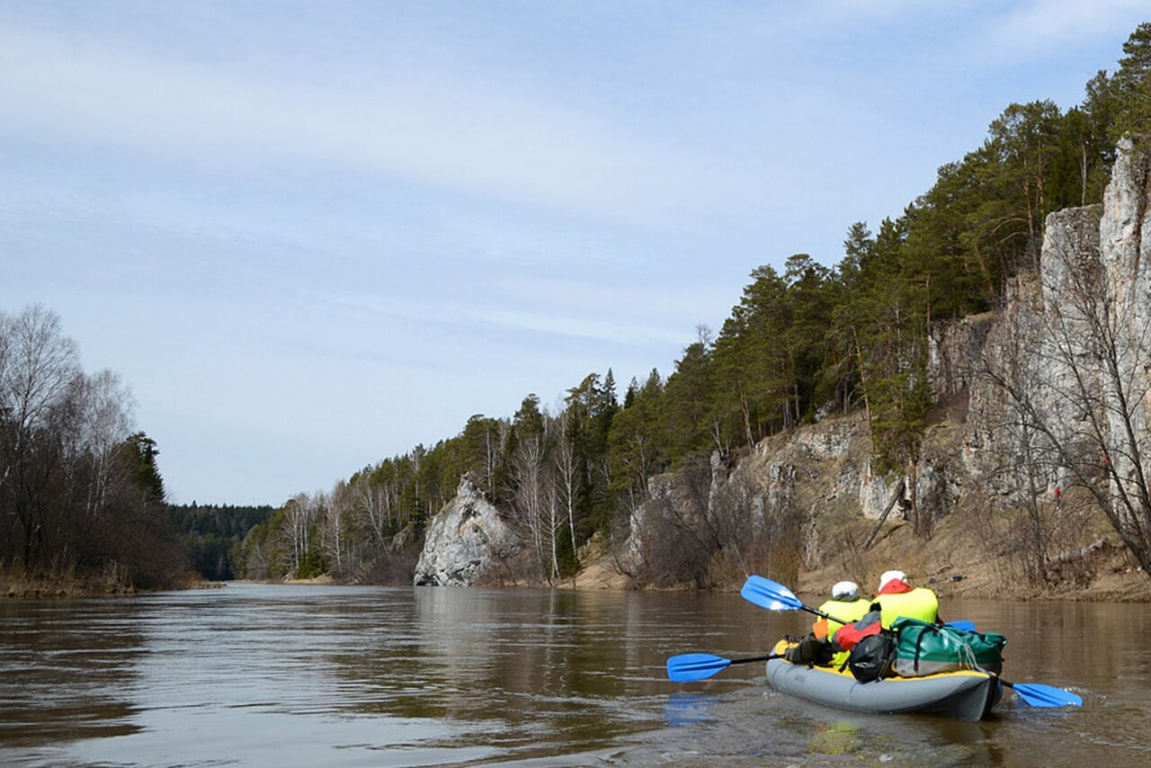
left=2, top=567, right=220, bottom=599
left=9, top=553, right=1151, bottom=601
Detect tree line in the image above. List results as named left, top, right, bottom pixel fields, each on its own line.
left=169, top=503, right=273, bottom=581
left=8, top=24, right=1150, bottom=592
left=235, top=23, right=1151, bottom=588
left=1, top=305, right=186, bottom=590
left=1, top=307, right=272, bottom=588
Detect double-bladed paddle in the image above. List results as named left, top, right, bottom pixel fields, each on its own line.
left=740, top=574, right=850, bottom=624
left=664, top=576, right=816, bottom=684
left=738, top=575, right=1083, bottom=708
left=667, top=652, right=783, bottom=683
left=741, top=575, right=979, bottom=631
left=999, top=678, right=1082, bottom=707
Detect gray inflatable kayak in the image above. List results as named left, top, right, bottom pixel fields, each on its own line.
left=765, top=640, right=1002, bottom=721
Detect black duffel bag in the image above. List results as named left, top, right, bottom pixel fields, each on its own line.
left=847, top=631, right=896, bottom=683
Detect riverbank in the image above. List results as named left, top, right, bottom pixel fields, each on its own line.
left=561, top=559, right=630, bottom=590
left=10, top=519, right=1151, bottom=602
left=3, top=563, right=132, bottom=598
left=792, top=509, right=1151, bottom=603
left=555, top=502, right=1151, bottom=602
left=2, top=565, right=217, bottom=598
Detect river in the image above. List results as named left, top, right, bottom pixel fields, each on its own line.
left=1, top=582, right=1148, bottom=767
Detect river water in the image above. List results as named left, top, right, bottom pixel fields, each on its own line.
left=1, top=582, right=1148, bottom=767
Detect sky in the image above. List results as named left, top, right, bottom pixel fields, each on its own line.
left=2, top=1, right=1148, bottom=507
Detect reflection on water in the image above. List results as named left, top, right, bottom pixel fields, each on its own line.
left=1, top=584, right=1150, bottom=766
left=0, top=599, right=147, bottom=750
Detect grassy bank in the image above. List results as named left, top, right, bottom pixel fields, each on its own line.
left=793, top=508, right=1151, bottom=603
left=2, top=562, right=206, bottom=598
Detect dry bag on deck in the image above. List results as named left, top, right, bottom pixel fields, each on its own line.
left=846, top=631, right=896, bottom=683
left=892, top=618, right=1007, bottom=677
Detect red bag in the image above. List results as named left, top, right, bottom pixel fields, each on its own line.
left=831, top=608, right=883, bottom=652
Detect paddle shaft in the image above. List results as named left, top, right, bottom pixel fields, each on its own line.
left=784, top=600, right=856, bottom=630
left=728, top=653, right=784, bottom=666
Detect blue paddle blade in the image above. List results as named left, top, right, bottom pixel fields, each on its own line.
left=1005, top=680, right=1083, bottom=708
left=945, top=620, right=977, bottom=632
left=667, top=653, right=731, bottom=683
left=740, top=575, right=804, bottom=612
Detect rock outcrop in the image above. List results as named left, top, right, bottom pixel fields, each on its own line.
left=417, top=138, right=1151, bottom=590
left=626, top=138, right=1151, bottom=578
left=413, top=476, right=521, bottom=586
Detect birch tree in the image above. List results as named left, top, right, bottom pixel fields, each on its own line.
left=510, top=431, right=551, bottom=579
left=0, top=305, right=83, bottom=570
left=553, top=411, right=579, bottom=559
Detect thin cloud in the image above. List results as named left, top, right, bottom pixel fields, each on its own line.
left=470, top=307, right=688, bottom=347
left=0, top=25, right=709, bottom=226
left=976, top=0, right=1147, bottom=61
left=314, top=290, right=688, bottom=348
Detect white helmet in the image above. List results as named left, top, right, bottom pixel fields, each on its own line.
left=831, top=580, right=860, bottom=601
left=878, top=570, right=908, bottom=591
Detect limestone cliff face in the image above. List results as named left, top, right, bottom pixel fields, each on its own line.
left=413, top=476, right=520, bottom=586
left=620, top=415, right=878, bottom=576
left=420, top=139, right=1151, bottom=585
left=1099, top=138, right=1151, bottom=479
left=626, top=138, right=1151, bottom=575
left=960, top=137, right=1150, bottom=506
left=887, top=139, right=1150, bottom=521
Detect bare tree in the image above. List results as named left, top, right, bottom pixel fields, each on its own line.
left=74, top=370, right=136, bottom=522
left=324, top=482, right=353, bottom=576
left=0, top=305, right=83, bottom=571
left=625, top=457, right=716, bottom=588
left=282, top=492, right=321, bottom=577
left=983, top=182, right=1151, bottom=578
left=0, top=305, right=82, bottom=440
left=1041, top=247, right=1151, bottom=573
left=979, top=282, right=1064, bottom=584
left=356, top=475, right=398, bottom=549
left=510, top=431, right=551, bottom=580
left=553, top=411, right=579, bottom=558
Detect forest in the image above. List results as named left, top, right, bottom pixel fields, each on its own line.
left=0, top=301, right=280, bottom=592
left=169, top=504, right=274, bottom=581
left=233, top=23, right=1151, bottom=588
left=0, top=305, right=185, bottom=591
left=5, top=23, right=1151, bottom=593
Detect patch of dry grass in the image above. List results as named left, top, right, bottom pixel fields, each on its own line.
left=794, top=502, right=1151, bottom=603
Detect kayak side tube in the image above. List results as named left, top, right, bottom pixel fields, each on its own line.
left=765, top=640, right=1002, bottom=722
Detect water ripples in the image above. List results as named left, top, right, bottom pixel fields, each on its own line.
left=3, top=585, right=1151, bottom=766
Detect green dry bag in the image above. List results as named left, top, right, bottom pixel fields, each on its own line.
left=891, top=618, right=1007, bottom=677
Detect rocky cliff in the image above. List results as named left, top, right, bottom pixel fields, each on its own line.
left=684, top=136, right=1151, bottom=597
left=413, top=476, right=521, bottom=586
left=416, top=138, right=1151, bottom=598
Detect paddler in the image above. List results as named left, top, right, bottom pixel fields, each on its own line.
left=871, top=569, right=939, bottom=628
left=784, top=580, right=871, bottom=666
left=830, top=570, right=941, bottom=657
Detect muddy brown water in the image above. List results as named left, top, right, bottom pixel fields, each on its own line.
left=1, top=582, right=1148, bottom=766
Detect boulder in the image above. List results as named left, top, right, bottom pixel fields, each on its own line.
left=413, top=476, right=521, bottom=586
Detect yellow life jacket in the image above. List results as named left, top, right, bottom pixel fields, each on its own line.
left=819, top=597, right=872, bottom=637
left=873, top=587, right=938, bottom=629
left=819, top=597, right=872, bottom=668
